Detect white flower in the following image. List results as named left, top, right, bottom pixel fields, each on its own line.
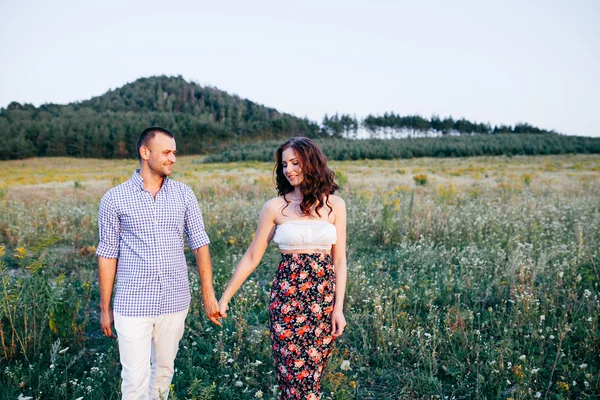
left=340, top=360, right=351, bottom=371
left=583, top=289, right=591, bottom=298
left=531, top=368, right=539, bottom=374
left=579, top=363, right=588, bottom=369
left=534, top=392, right=541, bottom=398
left=254, top=390, right=263, bottom=398
left=559, top=271, right=564, bottom=278
left=17, top=395, right=33, bottom=400
left=540, top=315, right=545, bottom=322
left=235, top=381, right=243, bottom=387
left=519, top=355, right=526, bottom=361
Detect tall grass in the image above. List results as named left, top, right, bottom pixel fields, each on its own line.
left=0, top=155, right=598, bottom=399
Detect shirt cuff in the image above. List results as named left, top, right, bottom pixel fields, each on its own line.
left=188, top=231, right=210, bottom=250
left=96, top=242, right=119, bottom=258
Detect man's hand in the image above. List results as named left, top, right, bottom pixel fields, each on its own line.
left=100, top=307, right=117, bottom=339
left=203, top=294, right=223, bottom=327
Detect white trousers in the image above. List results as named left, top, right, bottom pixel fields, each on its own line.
left=114, top=308, right=188, bottom=400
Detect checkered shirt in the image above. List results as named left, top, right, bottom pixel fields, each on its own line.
left=96, top=170, right=210, bottom=317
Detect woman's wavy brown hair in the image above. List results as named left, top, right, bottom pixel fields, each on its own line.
left=275, top=137, right=339, bottom=217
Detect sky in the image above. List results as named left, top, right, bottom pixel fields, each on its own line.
left=1, top=0, right=599, bottom=136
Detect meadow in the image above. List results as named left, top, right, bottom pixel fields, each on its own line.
left=0, top=154, right=599, bottom=399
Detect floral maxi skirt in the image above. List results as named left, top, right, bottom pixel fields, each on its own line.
left=269, top=253, right=336, bottom=400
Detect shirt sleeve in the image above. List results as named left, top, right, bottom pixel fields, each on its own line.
left=96, top=190, right=120, bottom=258
left=184, top=187, right=210, bottom=250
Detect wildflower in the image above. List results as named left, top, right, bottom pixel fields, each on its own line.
left=531, top=368, right=539, bottom=374
left=583, top=289, right=591, bottom=298
left=340, top=360, right=351, bottom=371
left=519, top=355, right=526, bottom=361
left=14, top=247, right=27, bottom=259
left=254, top=390, right=263, bottom=398
left=235, top=381, right=243, bottom=387
left=512, top=365, right=525, bottom=379
left=17, top=395, right=33, bottom=400
left=540, top=315, right=545, bottom=322
left=556, top=381, right=569, bottom=392
left=579, top=363, right=588, bottom=369
left=534, top=392, right=541, bottom=398
left=0, top=245, right=5, bottom=257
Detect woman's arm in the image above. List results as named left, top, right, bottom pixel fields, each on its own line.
left=331, top=195, right=348, bottom=337
left=219, top=200, right=278, bottom=315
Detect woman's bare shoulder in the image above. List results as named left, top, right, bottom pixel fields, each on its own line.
left=263, top=196, right=286, bottom=211
left=327, top=194, right=345, bottom=207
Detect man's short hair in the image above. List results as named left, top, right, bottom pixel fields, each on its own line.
left=136, top=127, right=174, bottom=161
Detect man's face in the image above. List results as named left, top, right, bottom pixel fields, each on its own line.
left=142, top=133, right=177, bottom=177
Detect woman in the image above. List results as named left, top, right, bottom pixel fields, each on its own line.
left=218, top=137, right=347, bottom=400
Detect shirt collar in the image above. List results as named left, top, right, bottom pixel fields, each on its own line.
left=132, top=169, right=170, bottom=192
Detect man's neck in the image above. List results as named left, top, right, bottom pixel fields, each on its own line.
left=139, top=166, right=165, bottom=195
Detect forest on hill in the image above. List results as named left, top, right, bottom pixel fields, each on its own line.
left=0, top=75, right=596, bottom=160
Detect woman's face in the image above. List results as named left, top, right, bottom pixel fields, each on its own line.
left=281, top=147, right=303, bottom=187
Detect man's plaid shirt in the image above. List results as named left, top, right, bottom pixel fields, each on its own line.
left=96, top=170, right=210, bottom=317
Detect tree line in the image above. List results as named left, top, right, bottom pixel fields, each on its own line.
left=0, top=75, right=585, bottom=161
left=321, top=112, right=557, bottom=138
left=204, top=134, right=600, bottom=163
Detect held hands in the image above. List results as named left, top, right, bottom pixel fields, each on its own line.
left=331, top=309, right=346, bottom=338
left=203, top=293, right=224, bottom=327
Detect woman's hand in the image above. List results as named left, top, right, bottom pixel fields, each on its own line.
left=331, top=309, right=346, bottom=337
left=218, top=298, right=229, bottom=319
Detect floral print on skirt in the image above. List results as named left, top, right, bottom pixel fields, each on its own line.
left=269, top=252, right=336, bottom=400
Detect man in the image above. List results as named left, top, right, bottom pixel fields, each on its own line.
left=97, top=127, right=221, bottom=399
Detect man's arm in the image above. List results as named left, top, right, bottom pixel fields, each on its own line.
left=98, top=257, right=117, bottom=338
left=193, top=245, right=221, bottom=326
left=96, top=190, right=120, bottom=338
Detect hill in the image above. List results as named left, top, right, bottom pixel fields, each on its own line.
left=0, top=76, right=319, bottom=160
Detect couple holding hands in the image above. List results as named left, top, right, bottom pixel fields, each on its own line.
left=97, top=127, right=347, bottom=400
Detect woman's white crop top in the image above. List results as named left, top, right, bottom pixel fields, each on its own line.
left=272, top=220, right=337, bottom=251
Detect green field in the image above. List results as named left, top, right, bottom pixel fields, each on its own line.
left=1, top=154, right=599, bottom=399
